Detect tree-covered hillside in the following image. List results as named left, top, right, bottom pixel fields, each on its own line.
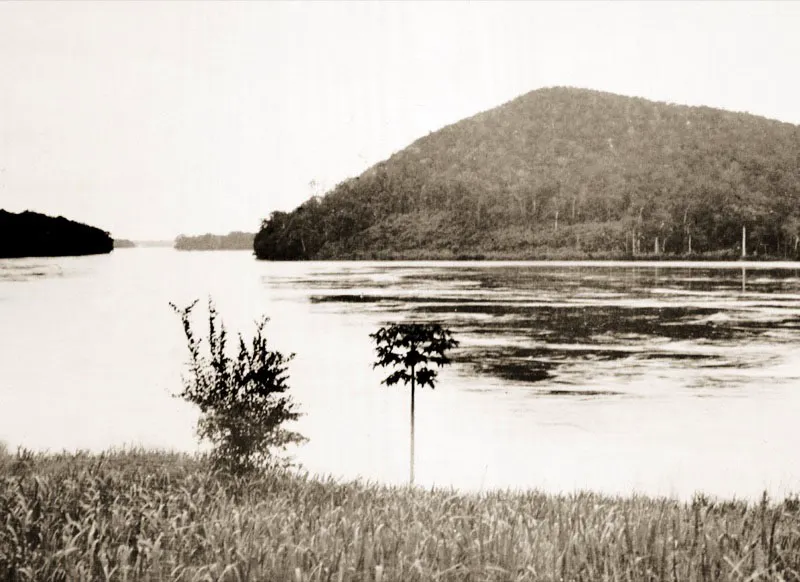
left=0, top=210, right=113, bottom=258
left=255, top=87, right=800, bottom=260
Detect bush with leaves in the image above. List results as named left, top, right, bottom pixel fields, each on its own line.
left=170, top=299, right=305, bottom=475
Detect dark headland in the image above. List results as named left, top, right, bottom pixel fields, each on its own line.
left=0, top=210, right=113, bottom=259
left=255, top=87, right=800, bottom=261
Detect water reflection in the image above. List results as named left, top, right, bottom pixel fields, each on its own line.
left=305, top=265, right=800, bottom=391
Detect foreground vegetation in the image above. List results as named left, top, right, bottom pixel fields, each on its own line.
left=170, top=299, right=305, bottom=475
left=2, top=449, right=799, bottom=582
left=255, top=87, right=800, bottom=261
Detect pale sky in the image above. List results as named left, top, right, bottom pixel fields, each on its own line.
left=1, top=1, right=799, bottom=240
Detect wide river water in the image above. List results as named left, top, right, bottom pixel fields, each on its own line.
left=2, top=249, right=799, bottom=500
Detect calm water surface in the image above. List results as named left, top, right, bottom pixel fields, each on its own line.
left=2, top=249, right=799, bottom=500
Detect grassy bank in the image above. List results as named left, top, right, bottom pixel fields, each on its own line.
left=2, top=450, right=799, bottom=581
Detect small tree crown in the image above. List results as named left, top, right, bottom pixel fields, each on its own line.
left=370, top=323, right=459, bottom=389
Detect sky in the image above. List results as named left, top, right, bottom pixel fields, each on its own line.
left=1, top=1, right=799, bottom=240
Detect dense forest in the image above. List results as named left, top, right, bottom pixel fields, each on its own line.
left=255, top=87, right=800, bottom=260
left=174, top=231, right=255, bottom=251
left=0, top=210, right=113, bottom=258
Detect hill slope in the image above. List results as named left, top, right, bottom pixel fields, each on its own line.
left=255, top=87, right=800, bottom=260
left=0, top=210, right=113, bottom=258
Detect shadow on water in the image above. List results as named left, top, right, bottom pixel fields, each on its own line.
left=452, top=343, right=735, bottom=389
left=291, top=264, right=800, bottom=391
left=427, top=304, right=766, bottom=342
left=538, top=389, right=624, bottom=397
left=312, top=295, right=793, bottom=340
left=0, top=261, right=65, bottom=282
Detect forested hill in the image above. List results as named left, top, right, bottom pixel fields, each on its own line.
left=255, top=87, right=800, bottom=260
left=0, top=210, right=113, bottom=258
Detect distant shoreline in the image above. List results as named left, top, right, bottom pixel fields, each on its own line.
left=174, top=232, right=254, bottom=251
left=174, top=248, right=255, bottom=252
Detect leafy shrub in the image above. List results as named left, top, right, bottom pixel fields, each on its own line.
left=170, top=299, right=305, bottom=475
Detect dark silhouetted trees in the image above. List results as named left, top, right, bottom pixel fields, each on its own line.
left=0, top=210, right=113, bottom=258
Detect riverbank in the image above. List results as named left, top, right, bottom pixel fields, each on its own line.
left=2, top=449, right=798, bottom=581
left=315, top=248, right=800, bottom=262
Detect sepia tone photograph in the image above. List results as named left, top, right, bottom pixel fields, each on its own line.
left=2, top=1, right=800, bottom=579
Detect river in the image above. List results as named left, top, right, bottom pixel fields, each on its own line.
left=2, top=248, right=799, bottom=500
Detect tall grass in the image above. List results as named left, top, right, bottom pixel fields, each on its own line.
left=1, top=450, right=799, bottom=581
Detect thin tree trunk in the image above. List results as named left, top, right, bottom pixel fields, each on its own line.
left=683, top=207, right=690, bottom=254
left=742, top=225, right=747, bottom=258
left=410, top=365, right=415, bottom=486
